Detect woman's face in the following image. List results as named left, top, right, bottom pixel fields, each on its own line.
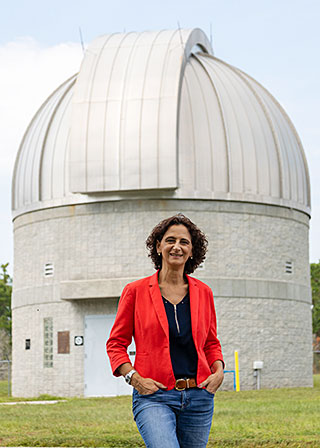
left=156, top=224, right=193, bottom=271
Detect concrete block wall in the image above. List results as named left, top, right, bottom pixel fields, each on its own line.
left=12, top=299, right=118, bottom=397
left=215, top=297, right=313, bottom=390
left=12, top=199, right=312, bottom=396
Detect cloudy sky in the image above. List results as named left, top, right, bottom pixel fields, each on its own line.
left=1, top=0, right=319, bottom=276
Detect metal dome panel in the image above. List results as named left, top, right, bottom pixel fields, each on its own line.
left=12, top=75, right=76, bottom=212
left=69, top=29, right=213, bottom=193
left=177, top=54, right=310, bottom=211
left=12, top=28, right=311, bottom=218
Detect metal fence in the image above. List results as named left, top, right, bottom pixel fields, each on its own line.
left=314, top=351, right=320, bottom=374
left=0, top=360, right=11, bottom=396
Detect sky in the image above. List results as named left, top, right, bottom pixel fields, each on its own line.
left=1, top=0, right=319, bottom=276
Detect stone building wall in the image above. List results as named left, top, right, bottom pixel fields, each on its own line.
left=12, top=299, right=118, bottom=397
left=12, top=199, right=312, bottom=396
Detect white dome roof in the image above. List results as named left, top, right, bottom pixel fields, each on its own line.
left=12, top=28, right=311, bottom=218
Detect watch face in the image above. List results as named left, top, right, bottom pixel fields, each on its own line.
left=125, top=370, right=135, bottom=384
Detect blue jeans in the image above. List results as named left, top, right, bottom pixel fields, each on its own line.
left=132, top=388, right=214, bottom=448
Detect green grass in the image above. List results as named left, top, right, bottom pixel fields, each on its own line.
left=0, top=379, right=64, bottom=403
left=0, top=377, right=319, bottom=447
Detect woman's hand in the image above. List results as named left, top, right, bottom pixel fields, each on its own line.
left=118, top=363, right=166, bottom=395
left=198, top=360, right=224, bottom=394
left=131, top=373, right=167, bottom=395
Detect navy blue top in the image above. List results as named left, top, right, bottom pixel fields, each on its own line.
left=162, top=292, right=198, bottom=378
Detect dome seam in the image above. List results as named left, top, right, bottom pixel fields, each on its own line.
left=194, top=53, right=231, bottom=192
left=39, top=76, right=77, bottom=201
left=189, top=55, right=214, bottom=191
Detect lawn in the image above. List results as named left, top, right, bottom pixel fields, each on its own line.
left=0, top=377, right=319, bottom=447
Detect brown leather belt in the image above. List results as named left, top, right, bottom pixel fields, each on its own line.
left=174, top=378, right=197, bottom=391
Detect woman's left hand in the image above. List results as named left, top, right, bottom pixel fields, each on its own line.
left=198, top=361, right=224, bottom=394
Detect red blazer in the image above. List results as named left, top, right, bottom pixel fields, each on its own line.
left=106, top=271, right=224, bottom=389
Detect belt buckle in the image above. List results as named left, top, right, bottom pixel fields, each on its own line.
left=175, top=378, right=189, bottom=391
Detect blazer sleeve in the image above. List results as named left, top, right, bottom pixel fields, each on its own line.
left=106, top=284, right=135, bottom=376
left=203, top=289, right=225, bottom=369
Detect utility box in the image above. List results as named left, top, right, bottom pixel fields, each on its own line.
left=253, top=361, right=264, bottom=370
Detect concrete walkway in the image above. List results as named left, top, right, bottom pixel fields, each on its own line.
left=0, top=399, right=66, bottom=405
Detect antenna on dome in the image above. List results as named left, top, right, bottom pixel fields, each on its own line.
left=210, top=22, right=213, bottom=48
left=79, top=27, right=85, bottom=54
left=177, top=21, right=184, bottom=47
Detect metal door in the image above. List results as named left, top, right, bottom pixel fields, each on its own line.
left=84, top=314, right=135, bottom=397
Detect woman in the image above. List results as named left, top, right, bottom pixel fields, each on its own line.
left=107, top=214, right=224, bottom=448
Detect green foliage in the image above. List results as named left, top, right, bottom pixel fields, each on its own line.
left=0, top=263, right=12, bottom=340
left=311, top=261, right=320, bottom=336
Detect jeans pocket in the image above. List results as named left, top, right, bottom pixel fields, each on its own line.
left=203, top=388, right=215, bottom=397
left=134, top=388, right=162, bottom=397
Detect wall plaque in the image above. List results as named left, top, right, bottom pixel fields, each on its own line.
left=57, top=331, right=70, bottom=354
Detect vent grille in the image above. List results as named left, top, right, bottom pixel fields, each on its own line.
left=44, top=263, right=54, bottom=277
left=285, top=261, right=293, bottom=274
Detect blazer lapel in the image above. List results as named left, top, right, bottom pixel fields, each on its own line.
left=188, top=275, right=199, bottom=349
left=149, top=271, right=169, bottom=339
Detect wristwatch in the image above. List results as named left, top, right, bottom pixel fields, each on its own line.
left=124, top=369, right=137, bottom=385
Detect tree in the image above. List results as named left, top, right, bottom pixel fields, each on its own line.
left=311, top=261, right=320, bottom=337
left=0, top=263, right=12, bottom=348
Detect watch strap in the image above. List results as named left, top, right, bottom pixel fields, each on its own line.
left=125, top=369, right=137, bottom=385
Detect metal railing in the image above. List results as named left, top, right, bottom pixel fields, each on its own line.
left=224, top=370, right=236, bottom=391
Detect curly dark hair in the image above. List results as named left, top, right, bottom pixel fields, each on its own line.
left=146, top=214, right=208, bottom=274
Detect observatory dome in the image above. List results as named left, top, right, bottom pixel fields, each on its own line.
left=12, top=28, right=310, bottom=218
left=11, top=28, right=313, bottom=397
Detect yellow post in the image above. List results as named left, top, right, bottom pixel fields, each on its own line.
left=234, top=350, right=240, bottom=392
